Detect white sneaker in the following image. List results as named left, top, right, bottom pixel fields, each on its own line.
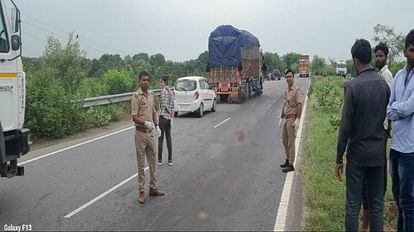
left=158, top=162, right=163, bottom=166
left=168, top=161, right=173, bottom=166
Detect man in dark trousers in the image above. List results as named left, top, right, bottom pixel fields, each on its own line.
left=335, top=39, right=390, bottom=231
left=387, top=29, right=414, bottom=232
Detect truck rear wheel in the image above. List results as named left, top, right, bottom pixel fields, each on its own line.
left=220, top=94, right=228, bottom=103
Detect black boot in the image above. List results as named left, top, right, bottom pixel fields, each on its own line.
left=280, top=159, right=289, bottom=168
left=282, top=164, right=295, bottom=173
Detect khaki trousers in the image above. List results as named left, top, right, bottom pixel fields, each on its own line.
left=135, top=130, right=158, bottom=192
left=281, top=118, right=296, bottom=165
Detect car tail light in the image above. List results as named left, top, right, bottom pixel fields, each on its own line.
left=194, top=90, right=200, bottom=100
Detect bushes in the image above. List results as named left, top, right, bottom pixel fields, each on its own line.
left=311, top=76, right=344, bottom=130
left=25, top=69, right=130, bottom=138
left=26, top=70, right=84, bottom=138
left=102, top=69, right=135, bottom=95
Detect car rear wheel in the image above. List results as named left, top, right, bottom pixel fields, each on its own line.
left=198, top=103, right=204, bottom=117
left=211, top=99, right=216, bottom=112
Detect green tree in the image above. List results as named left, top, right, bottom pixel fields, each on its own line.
left=311, top=55, right=326, bottom=74
left=102, top=69, right=135, bottom=94
left=149, top=53, right=165, bottom=66
left=263, top=52, right=286, bottom=73
left=133, top=53, right=149, bottom=62
left=372, top=24, right=405, bottom=65
left=197, top=51, right=209, bottom=65
left=43, top=33, right=89, bottom=93
left=282, top=52, right=300, bottom=72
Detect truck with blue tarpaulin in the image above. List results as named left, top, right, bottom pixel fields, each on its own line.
left=207, top=25, right=263, bottom=103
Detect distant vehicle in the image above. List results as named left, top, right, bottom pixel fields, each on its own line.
left=298, top=54, right=310, bottom=77
left=174, top=76, right=217, bottom=117
left=336, top=61, right=347, bottom=77
left=207, top=25, right=263, bottom=103
left=0, top=0, right=30, bottom=178
left=272, top=69, right=281, bottom=80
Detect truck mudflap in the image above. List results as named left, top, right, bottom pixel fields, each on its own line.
left=0, top=122, right=30, bottom=178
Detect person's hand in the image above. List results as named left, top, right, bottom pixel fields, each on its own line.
left=154, top=126, right=161, bottom=137
left=293, top=119, right=300, bottom=130
left=144, top=121, right=155, bottom=131
left=335, top=163, right=344, bottom=181
left=279, top=118, right=282, bottom=127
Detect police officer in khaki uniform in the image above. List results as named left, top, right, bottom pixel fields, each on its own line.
left=131, top=71, right=165, bottom=204
left=279, top=68, right=302, bottom=172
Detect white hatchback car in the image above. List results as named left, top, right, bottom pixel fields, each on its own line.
left=174, top=76, right=217, bottom=117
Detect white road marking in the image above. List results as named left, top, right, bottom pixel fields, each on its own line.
left=64, top=169, right=145, bottom=218
left=274, top=81, right=310, bottom=231
left=213, top=117, right=231, bottom=129
left=19, top=126, right=135, bottom=165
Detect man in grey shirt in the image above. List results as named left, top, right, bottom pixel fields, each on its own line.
left=335, top=39, right=390, bottom=231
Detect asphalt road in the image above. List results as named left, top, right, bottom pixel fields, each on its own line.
left=0, top=77, right=309, bottom=231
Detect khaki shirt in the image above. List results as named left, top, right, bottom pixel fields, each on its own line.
left=131, top=87, right=156, bottom=129
left=282, top=85, right=302, bottom=117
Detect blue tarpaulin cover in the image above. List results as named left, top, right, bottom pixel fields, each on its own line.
left=208, top=25, right=260, bottom=68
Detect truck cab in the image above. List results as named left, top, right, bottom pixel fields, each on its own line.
left=0, top=0, right=30, bottom=178
left=336, top=61, right=347, bottom=77
left=298, top=54, right=310, bottom=77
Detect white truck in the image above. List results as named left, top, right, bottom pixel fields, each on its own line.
left=0, top=0, right=30, bottom=178
left=336, top=61, right=347, bottom=77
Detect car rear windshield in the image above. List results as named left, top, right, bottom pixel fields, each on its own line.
left=175, top=79, right=196, bottom=91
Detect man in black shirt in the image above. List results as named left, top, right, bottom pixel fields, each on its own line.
left=335, top=39, right=390, bottom=231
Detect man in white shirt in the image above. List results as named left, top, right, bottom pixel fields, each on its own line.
left=375, top=42, right=393, bottom=87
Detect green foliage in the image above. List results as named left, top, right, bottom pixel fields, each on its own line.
left=133, top=53, right=149, bottom=62
left=43, top=33, right=89, bottom=94
left=282, top=52, right=300, bottom=72
left=372, top=24, right=405, bottom=65
left=25, top=69, right=84, bottom=138
left=88, top=54, right=125, bottom=77
left=107, top=104, right=127, bottom=122
left=321, top=65, right=336, bottom=76
left=312, top=77, right=344, bottom=130
left=263, top=52, right=286, bottom=73
left=304, top=100, right=346, bottom=231
left=197, top=51, right=209, bottom=65
left=84, top=106, right=111, bottom=127
left=390, top=61, right=405, bottom=76
left=102, top=69, right=135, bottom=94
left=311, top=55, right=326, bottom=74
left=149, top=53, right=166, bottom=66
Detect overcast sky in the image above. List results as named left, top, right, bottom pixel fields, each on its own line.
left=13, top=0, right=413, bottom=62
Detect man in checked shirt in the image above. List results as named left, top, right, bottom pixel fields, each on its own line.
left=158, top=76, right=176, bottom=166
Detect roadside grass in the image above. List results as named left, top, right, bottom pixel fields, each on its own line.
left=303, top=76, right=396, bottom=231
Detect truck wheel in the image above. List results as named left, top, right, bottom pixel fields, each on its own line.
left=220, top=94, right=228, bottom=103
